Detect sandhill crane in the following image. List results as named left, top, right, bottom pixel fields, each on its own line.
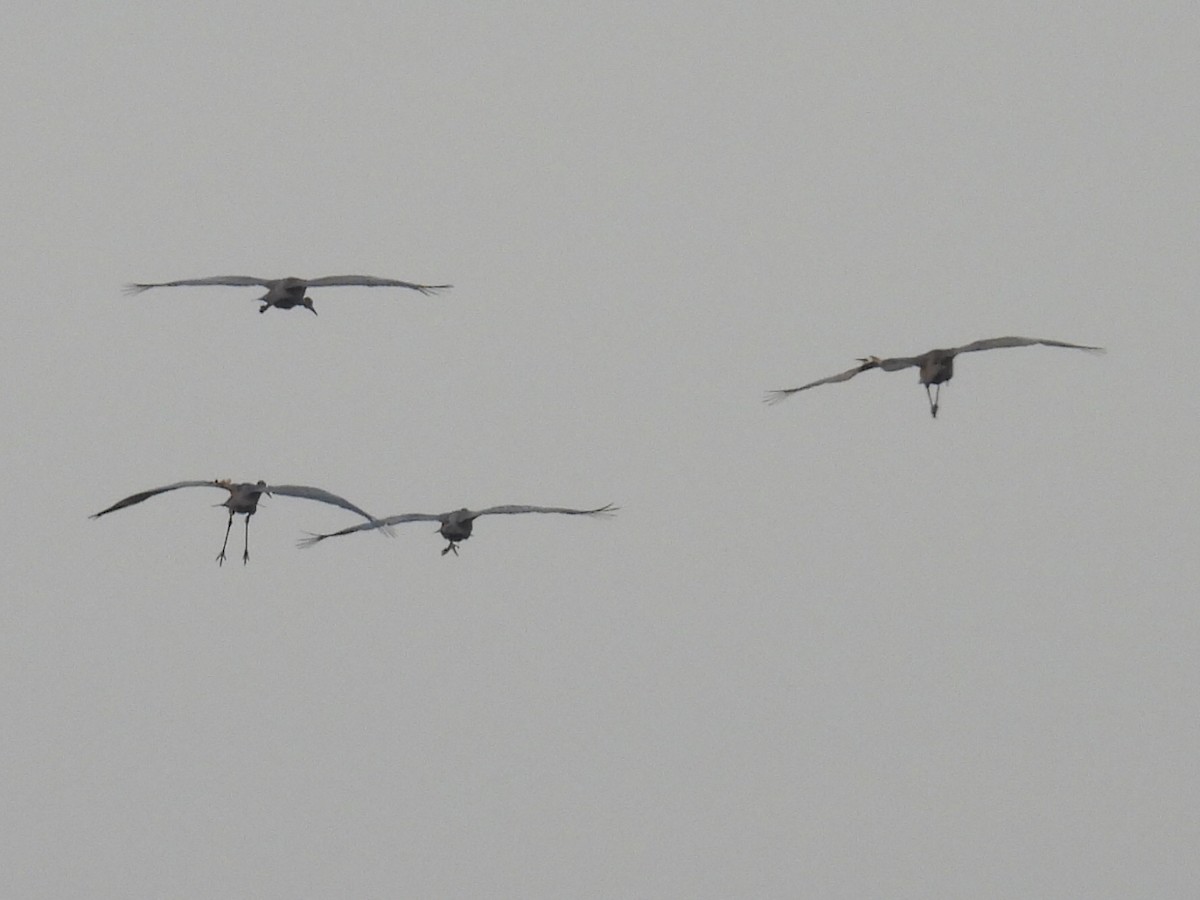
left=123, top=275, right=452, bottom=315
left=299, top=504, right=617, bottom=556
left=765, top=336, right=1104, bottom=418
left=91, top=479, right=379, bottom=565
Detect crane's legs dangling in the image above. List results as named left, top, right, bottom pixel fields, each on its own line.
left=243, top=513, right=252, bottom=564
left=441, top=542, right=460, bottom=556
left=926, top=383, right=941, bottom=418
left=217, top=510, right=235, bottom=566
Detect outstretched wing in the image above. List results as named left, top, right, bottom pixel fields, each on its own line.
left=952, top=336, right=1105, bottom=356
left=297, top=512, right=441, bottom=548
left=764, top=362, right=878, bottom=404
left=90, top=480, right=224, bottom=518
left=122, top=276, right=273, bottom=295
left=474, top=504, right=618, bottom=518
left=872, top=355, right=926, bottom=371
left=303, top=275, right=453, bottom=296
left=265, top=485, right=379, bottom=523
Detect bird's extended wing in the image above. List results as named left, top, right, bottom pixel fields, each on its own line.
left=474, top=504, right=618, bottom=518
left=763, top=362, right=878, bottom=404
left=952, top=336, right=1105, bottom=356
left=302, top=275, right=452, bottom=295
left=872, top=355, right=927, bottom=371
left=296, top=512, right=442, bottom=548
left=265, top=485, right=379, bottom=523
left=122, top=276, right=274, bottom=295
left=90, top=480, right=225, bottom=518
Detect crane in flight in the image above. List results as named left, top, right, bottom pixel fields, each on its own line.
left=91, top=479, right=380, bottom=565
left=299, top=504, right=617, bottom=556
left=123, top=274, right=452, bottom=315
left=765, top=336, right=1104, bottom=418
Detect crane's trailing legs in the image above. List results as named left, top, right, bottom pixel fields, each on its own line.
left=926, top=384, right=942, bottom=418
left=217, top=509, right=236, bottom=565
left=441, top=540, right=460, bottom=556
left=258, top=295, right=317, bottom=315
left=215, top=509, right=253, bottom=565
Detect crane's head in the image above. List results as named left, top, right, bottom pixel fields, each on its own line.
left=303, top=297, right=317, bottom=315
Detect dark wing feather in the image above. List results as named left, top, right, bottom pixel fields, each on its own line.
left=265, top=485, right=378, bottom=522
left=90, top=480, right=224, bottom=518
left=764, top=362, right=877, bottom=404
left=873, top=355, right=925, bottom=371
left=122, top=276, right=273, bottom=295
left=302, top=275, right=452, bottom=295
left=474, top=504, right=617, bottom=517
left=952, top=336, right=1105, bottom=356
left=297, top=513, right=442, bottom=548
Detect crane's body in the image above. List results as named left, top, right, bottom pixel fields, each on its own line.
left=300, top=504, right=617, bottom=556
left=91, top=479, right=378, bottom=565
left=124, top=274, right=452, bottom=315
left=766, top=336, right=1104, bottom=417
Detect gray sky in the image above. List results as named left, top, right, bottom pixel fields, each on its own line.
left=3, top=1, right=1197, bottom=896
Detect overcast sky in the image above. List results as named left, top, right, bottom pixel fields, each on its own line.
left=3, top=2, right=1198, bottom=897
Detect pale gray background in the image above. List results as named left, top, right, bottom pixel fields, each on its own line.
left=3, top=2, right=1197, bottom=897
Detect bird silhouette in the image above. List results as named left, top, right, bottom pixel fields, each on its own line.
left=123, top=274, right=451, bottom=315
left=91, top=479, right=379, bottom=565
left=766, top=336, right=1104, bottom=417
left=299, top=504, right=617, bottom=556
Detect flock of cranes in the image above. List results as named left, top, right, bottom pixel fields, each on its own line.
left=92, top=272, right=1104, bottom=563
left=90, top=478, right=615, bottom=565
left=95, top=273, right=617, bottom=563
